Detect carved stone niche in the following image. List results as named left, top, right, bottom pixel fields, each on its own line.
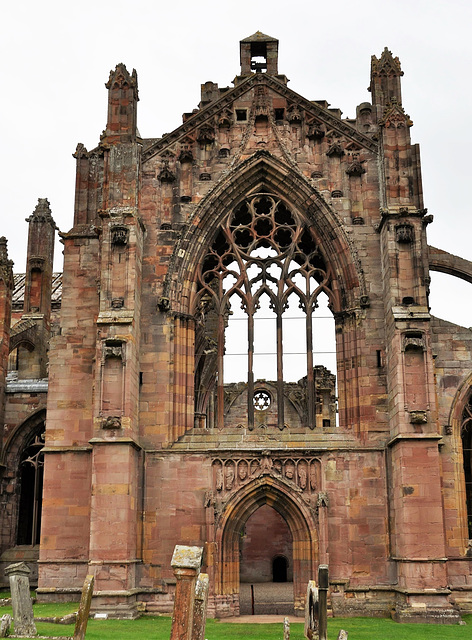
left=395, top=223, right=414, bottom=244
left=111, top=225, right=129, bottom=246
left=178, top=148, right=194, bottom=163
left=307, top=123, right=325, bottom=140
left=102, top=340, right=125, bottom=364
left=158, top=161, right=176, bottom=183
left=197, top=126, right=215, bottom=145
left=402, top=332, right=425, bottom=352
left=29, top=256, right=45, bottom=271
left=331, top=190, right=343, bottom=198
left=410, top=410, right=427, bottom=424
left=326, top=142, right=344, bottom=157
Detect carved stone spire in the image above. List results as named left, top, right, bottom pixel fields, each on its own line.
left=370, top=47, right=404, bottom=109
left=103, top=63, right=139, bottom=143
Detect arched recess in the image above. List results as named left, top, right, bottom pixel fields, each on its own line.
left=214, top=475, right=318, bottom=615
left=162, top=151, right=367, bottom=437
left=448, top=375, right=472, bottom=546
left=0, top=409, right=46, bottom=551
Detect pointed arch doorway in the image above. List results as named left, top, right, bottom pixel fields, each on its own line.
left=213, top=475, right=319, bottom=617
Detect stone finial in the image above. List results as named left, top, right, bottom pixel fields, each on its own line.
left=105, top=63, right=138, bottom=100
left=25, top=198, right=56, bottom=225
left=371, top=47, right=403, bottom=78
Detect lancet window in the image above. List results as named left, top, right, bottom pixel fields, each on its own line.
left=194, top=193, right=335, bottom=430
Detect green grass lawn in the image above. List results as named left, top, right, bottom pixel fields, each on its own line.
left=0, top=599, right=470, bottom=639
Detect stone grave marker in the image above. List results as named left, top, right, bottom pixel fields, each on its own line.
left=170, top=545, right=203, bottom=640
left=73, top=574, right=94, bottom=640
left=337, top=630, right=348, bottom=640
left=191, top=572, right=209, bottom=640
left=5, top=562, right=37, bottom=637
left=283, top=616, right=290, bottom=640
left=0, top=614, right=12, bottom=638
left=304, top=580, right=318, bottom=640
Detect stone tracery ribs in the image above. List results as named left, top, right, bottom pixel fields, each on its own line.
left=194, top=193, right=334, bottom=430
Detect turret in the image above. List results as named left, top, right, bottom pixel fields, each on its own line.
left=102, top=63, right=139, bottom=144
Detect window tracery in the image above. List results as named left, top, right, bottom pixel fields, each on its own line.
left=194, top=193, right=334, bottom=430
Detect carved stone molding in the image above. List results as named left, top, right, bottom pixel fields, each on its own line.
left=212, top=455, right=321, bottom=495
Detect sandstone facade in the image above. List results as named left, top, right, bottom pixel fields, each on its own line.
left=1, top=32, right=472, bottom=622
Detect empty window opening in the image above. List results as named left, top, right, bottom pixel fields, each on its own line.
left=250, top=42, right=268, bottom=73
left=274, top=108, right=285, bottom=121
left=236, top=109, right=248, bottom=122
left=17, top=430, right=44, bottom=546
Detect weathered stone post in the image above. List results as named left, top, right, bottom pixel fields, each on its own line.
left=170, top=545, right=203, bottom=640
left=191, top=572, right=209, bottom=640
left=73, top=574, right=94, bottom=640
left=5, top=562, right=37, bottom=637
left=318, top=564, right=329, bottom=640
left=304, top=580, right=318, bottom=640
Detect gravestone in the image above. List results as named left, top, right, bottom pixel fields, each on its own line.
left=0, top=614, right=11, bottom=638
left=337, top=631, right=348, bottom=640
left=73, top=574, right=94, bottom=640
left=304, top=580, right=318, bottom=640
left=170, top=545, right=203, bottom=640
left=191, top=572, right=209, bottom=640
left=305, top=565, right=329, bottom=640
left=283, top=616, right=290, bottom=640
left=4, top=562, right=36, bottom=637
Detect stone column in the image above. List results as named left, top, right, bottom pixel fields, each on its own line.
left=5, top=562, right=37, bottom=637
left=170, top=545, right=203, bottom=640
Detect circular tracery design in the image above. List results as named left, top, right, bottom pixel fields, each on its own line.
left=194, top=193, right=334, bottom=430
left=253, top=390, right=271, bottom=411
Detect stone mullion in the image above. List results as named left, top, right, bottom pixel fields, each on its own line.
left=306, top=307, right=315, bottom=429
left=276, top=308, right=284, bottom=429
left=216, top=312, right=225, bottom=429
left=247, top=308, right=254, bottom=430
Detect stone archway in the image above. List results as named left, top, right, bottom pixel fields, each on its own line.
left=213, top=474, right=318, bottom=616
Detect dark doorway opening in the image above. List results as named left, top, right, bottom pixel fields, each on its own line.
left=272, top=555, right=288, bottom=582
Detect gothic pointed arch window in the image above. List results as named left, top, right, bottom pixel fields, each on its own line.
left=194, top=193, right=336, bottom=430
left=16, top=430, right=45, bottom=545
left=461, top=396, right=472, bottom=539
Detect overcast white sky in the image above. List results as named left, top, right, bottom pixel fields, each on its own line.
left=1, top=0, right=471, bottom=327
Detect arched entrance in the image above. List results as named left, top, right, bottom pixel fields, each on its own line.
left=214, top=475, right=318, bottom=617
